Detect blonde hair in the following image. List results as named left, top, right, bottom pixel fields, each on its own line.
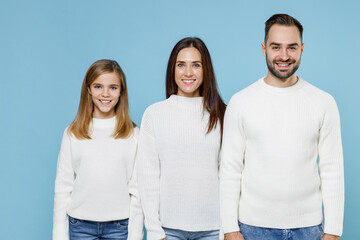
left=69, top=59, right=135, bottom=139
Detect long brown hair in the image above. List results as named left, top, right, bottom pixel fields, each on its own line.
left=166, top=37, right=226, bottom=135
left=69, top=59, right=135, bottom=139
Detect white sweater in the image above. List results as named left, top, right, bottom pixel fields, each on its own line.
left=53, top=117, right=144, bottom=240
left=220, top=78, right=344, bottom=236
left=137, top=95, right=221, bottom=240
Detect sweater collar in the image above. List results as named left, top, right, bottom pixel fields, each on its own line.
left=168, top=94, right=204, bottom=108
left=92, top=116, right=116, bottom=129
left=258, top=77, right=305, bottom=93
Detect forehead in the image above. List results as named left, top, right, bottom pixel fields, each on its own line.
left=267, top=24, right=302, bottom=45
left=93, top=72, right=120, bottom=84
left=176, top=47, right=201, bottom=61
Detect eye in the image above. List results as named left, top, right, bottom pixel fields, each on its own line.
left=94, top=85, right=101, bottom=89
left=289, top=47, right=296, bottom=50
left=111, top=86, right=118, bottom=90
left=177, top=63, right=185, bottom=67
left=272, top=46, right=279, bottom=50
left=193, top=63, right=201, bottom=68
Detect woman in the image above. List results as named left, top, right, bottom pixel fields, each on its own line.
left=53, top=59, right=144, bottom=240
left=137, top=38, right=226, bottom=240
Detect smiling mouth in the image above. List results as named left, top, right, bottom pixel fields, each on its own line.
left=276, top=63, right=292, bottom=67
left=182, top=79, right=195, bottom=85
left=99, top=100, right=111, bottom=104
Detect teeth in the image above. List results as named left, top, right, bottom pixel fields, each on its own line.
left=100, top=100, right=110, bottom=103
left=183, top=80, right=195, bottom=83
left=278, top=64, right=290, bottom=67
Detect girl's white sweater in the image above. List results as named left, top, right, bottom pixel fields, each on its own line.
left=53, top=117, right=144, bottom=240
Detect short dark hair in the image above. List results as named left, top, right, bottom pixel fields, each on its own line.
left=265, top=14, right=303, bottom=43
left=166, top=37, right=226, bottom=136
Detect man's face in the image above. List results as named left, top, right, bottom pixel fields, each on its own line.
left=262, top=24, right=304, bottom=80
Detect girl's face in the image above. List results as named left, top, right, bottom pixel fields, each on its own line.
left=88, top=72, right=121, bottom=119
left=175, top=47, right=203, bottom=97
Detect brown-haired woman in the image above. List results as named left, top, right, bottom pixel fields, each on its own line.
left=137, top=37, right=226, bottom=240
left=53, top=59, right=144, bottom=240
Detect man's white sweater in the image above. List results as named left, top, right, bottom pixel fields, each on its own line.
left=220, top=78, right=344, bottom=236
left=137, top=95, right=221, bottom=240
left=53, top=117, right=144, bottom=240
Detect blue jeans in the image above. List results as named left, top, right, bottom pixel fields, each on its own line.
left=68, top=216, right=128, bottom=240
left=164, top=227, right=220, bottom=240
left=238, top=222, right=324, bottom=240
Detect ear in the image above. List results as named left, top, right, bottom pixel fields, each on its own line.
left=87, top=87, right=91, bottom=95
left=301, top=42, right=304, bottom=55
left=261, top=42, right=266, bottom=57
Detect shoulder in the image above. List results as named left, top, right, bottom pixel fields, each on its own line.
left=58, top=126, right=76, bottom=146
left=228, top=80, right=261, bottom=106
left=63, top=126, right=74, bottom=139
left=142, top=98, right=172, bottom=118
left=301, top=79, right=337, bottom=108
left=132, top=126, right=140, bottom=140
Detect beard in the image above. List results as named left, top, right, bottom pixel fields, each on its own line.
left=266, top=55, right=301, bottom=80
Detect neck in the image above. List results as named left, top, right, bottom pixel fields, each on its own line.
left=264, top=72, right=298, bottom=88
left=93, top=111, right=116, bottom=119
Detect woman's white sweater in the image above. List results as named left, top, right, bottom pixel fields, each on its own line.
left=137, top=95, right=221, bottom=240
left=53, top=117, right=144, bottom=240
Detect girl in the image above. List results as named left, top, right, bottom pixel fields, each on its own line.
left=137, top=38, right=226, bottom=240
left=53, top=59, right=143, bottom=240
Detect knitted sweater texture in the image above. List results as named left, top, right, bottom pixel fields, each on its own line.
left=220, top=78, right=344, bottom=236
left=53, top=117, right=144, bottom=240
left=137, top=95, right=221, bottom=240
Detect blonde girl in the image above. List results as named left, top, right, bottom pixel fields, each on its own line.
left=53, top=59, right=143, bottom=240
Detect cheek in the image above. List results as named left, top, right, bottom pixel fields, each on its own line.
left=175, top=69, right=182, bottom=78
left=197, top=69, right=204, bottom=81
left=113, top=91, right=121, bottom=99
left=175, top=71, right=183, bottom=83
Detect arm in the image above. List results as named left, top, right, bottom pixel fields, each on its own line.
left=128, top=160, right=145, bottom=240
left=136, top=109, right=166, bottom=240
left=219, top=97, right=246, bottom=235
left=128, top=129, right=145, bottom=240
left=318, top=97, right=344, bottom=237
left=53, top=129, right=74, bottom=240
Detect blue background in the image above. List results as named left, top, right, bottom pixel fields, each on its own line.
left=1, top=0, right=359, bottom=239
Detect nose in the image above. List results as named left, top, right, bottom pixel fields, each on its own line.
left=184, top=65, right=193, bottom=77
left=102, top=87, right=110, bottom=97
left=279, top=48, right=290, bottom=61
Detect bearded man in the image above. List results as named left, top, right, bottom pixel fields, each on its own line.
left=220, top=14, right=344, bottom=240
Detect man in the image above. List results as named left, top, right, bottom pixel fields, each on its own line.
left=220, top=14, right=344, bottom=240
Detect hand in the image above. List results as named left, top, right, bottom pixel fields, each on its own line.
left=161, top=238, right=166, bottom=240
left=224, top=231, right=245, bottom=240
left=322, top=233, right=340, bottom=240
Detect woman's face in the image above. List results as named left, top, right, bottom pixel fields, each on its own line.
left=88, top=72, right=121, bottom=119
left=175, top=47, right=203, bottom=97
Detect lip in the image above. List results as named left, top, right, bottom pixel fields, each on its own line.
left=276, top=62, right=292, bottom=69
left=99, top=99, right=112, bottom=105
left=182, top=79, right=196, bottom=85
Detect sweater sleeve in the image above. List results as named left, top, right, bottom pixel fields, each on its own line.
left=53, top=129, right=74, bottom=240
left=128, top=129, right=145, bottom=240
left=318, top=97, right=344, bottom=236
left=219, top=97, right=245, bottom=234
left=137, top=108, right=166, bottom=240
left=128, top=163, right=145, bottom=240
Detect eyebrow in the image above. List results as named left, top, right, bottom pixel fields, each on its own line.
left=92, top=83, right=120, bottom=86
left=176, top=60, right=202, bottom=63
left=269, top=42, right=300, bottom=47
